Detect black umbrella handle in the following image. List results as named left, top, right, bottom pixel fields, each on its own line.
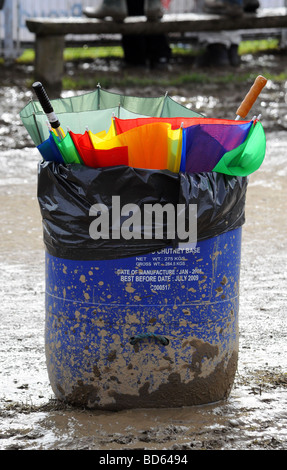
left=32, top=81, right=61, bottom=130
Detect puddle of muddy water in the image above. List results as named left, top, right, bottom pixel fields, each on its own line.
left=0, top=82, right=287, bottom=451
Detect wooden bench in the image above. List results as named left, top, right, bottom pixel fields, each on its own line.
left=26, top=8, right=287, bottom=93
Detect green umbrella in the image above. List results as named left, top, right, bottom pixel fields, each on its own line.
left=20, top=85, right=202, bottom=147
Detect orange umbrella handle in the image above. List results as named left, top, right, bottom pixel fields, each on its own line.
left=236, top=75, right=267, bottom=119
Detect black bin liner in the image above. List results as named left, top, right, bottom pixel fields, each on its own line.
left=37, top=161, right=248, bottom=260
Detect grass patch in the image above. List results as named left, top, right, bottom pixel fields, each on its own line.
left=64, top=45, right=124, bottom=61
left=62, top=69, right=270, bottom=90
left=15, top=38, right=280, bottom=64
left=15, top=48, right=34, bottom=63
left=11, top=38, right=287, bottom=89
left=16, top=45, right=124, bottom=64
left=238, top=38, right=279, bottom=55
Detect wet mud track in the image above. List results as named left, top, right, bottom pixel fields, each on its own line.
left=0, top=55, right=287, bottom=450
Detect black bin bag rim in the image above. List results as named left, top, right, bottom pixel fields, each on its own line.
left=37, top=161, right=247, bottom=261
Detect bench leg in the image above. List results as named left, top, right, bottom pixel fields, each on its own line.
left=35, top=34, right=65, bottom=96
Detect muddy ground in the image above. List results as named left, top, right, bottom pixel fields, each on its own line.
left=0, top=49, right=286, bottom=452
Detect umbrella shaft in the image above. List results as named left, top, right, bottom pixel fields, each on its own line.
left=55, top=127, right=65, bottom=140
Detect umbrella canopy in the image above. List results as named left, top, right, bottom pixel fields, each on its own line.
left=37, top=132, right=65, bottom=164
left=20, top=86, right=202, bottom=147
left=114, top=116, right=246, bottom=133
left=20, top=85, right=266, bottom=177
left=213, top=120, right=266, bottom=176
left=181, top=119, right=254, bottom=173
left=86, top=121, right=181, bottom=171
left=114, top=115, right=258, bottom=174
left=69, top=129, right=129, bottom=168
left=51, top=131, right=83, bottom=165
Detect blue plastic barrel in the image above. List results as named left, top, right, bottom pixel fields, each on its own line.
left=45, top=226, right=241, bottom=410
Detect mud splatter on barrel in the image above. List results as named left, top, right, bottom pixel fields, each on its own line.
left=45, top=227, right=241, bottom=410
